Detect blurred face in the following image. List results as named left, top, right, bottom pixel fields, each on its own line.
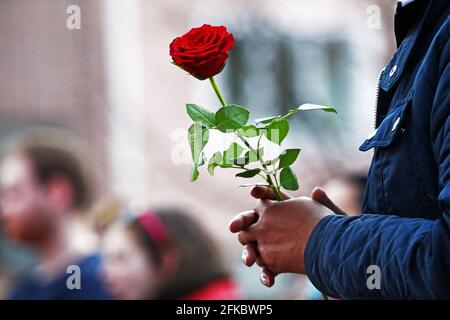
left=101, top=225, right=160, bottom=300
left=0, top=153, right=54, bottom=244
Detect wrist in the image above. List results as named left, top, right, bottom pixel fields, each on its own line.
left=301, top=214, right=334, bottom=274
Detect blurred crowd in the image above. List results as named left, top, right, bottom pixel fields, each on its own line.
left=0, top=131, right=366, bottom=300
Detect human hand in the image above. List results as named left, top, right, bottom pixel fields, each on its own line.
left=230, top=186, right=342, bottom=287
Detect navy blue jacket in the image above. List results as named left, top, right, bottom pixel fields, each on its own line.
left=304, top=0, right=450, bottom=299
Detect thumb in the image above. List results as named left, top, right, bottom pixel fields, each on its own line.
left=311, top=187, right=346, bottom=215
left=251, top=186, right=291, bottom=201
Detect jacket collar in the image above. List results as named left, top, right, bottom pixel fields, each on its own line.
left=380, top=0, right=448, bottom=92
left=394, top=0, right=425, bottom=46
left=398, top=0, right=415, bottom=8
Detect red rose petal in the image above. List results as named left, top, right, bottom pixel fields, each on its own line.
left=169, top=24, right=234, bottom=79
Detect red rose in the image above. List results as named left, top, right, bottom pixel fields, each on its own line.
left=170, top=24, right=234, bottom=80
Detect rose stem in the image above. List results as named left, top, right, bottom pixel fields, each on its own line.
left=209, top=77, right=227, bottom=107
left=210, top=76, right=324, bottom=297
left=208, top=76, right=283, bottom=201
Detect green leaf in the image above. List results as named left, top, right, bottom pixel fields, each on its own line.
left=239, top=125, right=260, bottom=138
left=279, top=149, right=301, bottom=168
left=239, top=183, right=271, bottom=188
left=263, top=104, right=337, bottom=126
left=264, top=120, right=289, bottom=145
left=190, top=164, right=200, bottom=182
left=283, top=104, right=337, bottom=120
left=296, top=103, right=337, bottom=113
left=223, top=142, right=244, bottom=165
left=236, top=168, right=261, bottom=178
left=255, top=115, right=281, bottom=125
left=207, top=152, right=223, bottom=176
left=211, top=151, right=223, bottom=163
left=207, top=163, right=216, bottom=176
left=186, top=104, right=216, bottom=127
left=280, top=167, right=299, bottom=191
left=215, top=105, right=250, bottom=132
left=218, top=163, right=233, bottom=169
left=188, top=123, right=209, bottom=165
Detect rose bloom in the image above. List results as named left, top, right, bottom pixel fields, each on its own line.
left=169, top=24, right=234, bottom=80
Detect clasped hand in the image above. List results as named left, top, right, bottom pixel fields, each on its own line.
left=229, top=186, right=345, bottom=287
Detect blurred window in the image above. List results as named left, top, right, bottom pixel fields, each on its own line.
left=223, top=27, right=350, bottom=136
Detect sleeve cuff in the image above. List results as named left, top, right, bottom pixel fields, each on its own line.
left=304, top=214, right=349, bottom=297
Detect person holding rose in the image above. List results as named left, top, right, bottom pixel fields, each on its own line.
left=229, top=0, right=450, bottom=299
left=170, top=0, right=449, bottom=299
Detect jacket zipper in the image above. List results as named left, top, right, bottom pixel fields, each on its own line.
left=373, top=68, right=385, bottom=129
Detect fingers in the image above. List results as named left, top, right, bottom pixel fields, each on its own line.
left=256, top=256, right=265, bottom=267
left=251, top=186, right=291, bottom=201
left=238, top=229, right=257, bottom=245
left=231, top=199, right=273, bottom=234
left=242, top=243, right=265, bottom=267
left=242, top=244, right=276, bottom=288
left=233, top=187, right=285, bottom=289
left=229, top=210, right=259, bottom=233
left=242, top=243, right=258, bottom=266
left=254, top=198, right=274, bottom=216
left=243, top=245, right=265, bottom=268
left=311, top=187, right=346, bottom=215
left=260, top=267, right=276, bottom=287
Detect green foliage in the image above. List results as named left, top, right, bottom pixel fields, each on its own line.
left=190, top=164, right=200, bottom=182
left=239, top=125, right=260, bottom=137
left=236, top=168, right=261, bottom=178
left=264, top=120, right=289, bottom=145
left=215, top=104, right=250, bottom=132
left=279, top=149, right=301, bottom=168
left=186, top=104, right=216, bottom=127
left=185, top=100, right=336, bottom=196
left=280, top=167, right=299, bottom=191
left=207, top=151, right=223, bottom=176
left=255, top=104, right=337, bottom=127
left=188, top=123, right=209, bottom=165
left=223, top=142, right=244, bottom=165
left=292, top=103, right=337, bottom=114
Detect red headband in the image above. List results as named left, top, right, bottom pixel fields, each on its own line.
left=137, top=211, right=169, bottom=245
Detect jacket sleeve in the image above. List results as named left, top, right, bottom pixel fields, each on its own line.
left=304, top=20, right=450, bottom=299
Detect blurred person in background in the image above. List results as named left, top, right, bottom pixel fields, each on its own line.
left=102, top=208, right=241, bottom=300
left=88, top=197, right=125, bottom=236
left=0, top=225, right=37, bottom=299
left=0, top=142, right=111, bottom=299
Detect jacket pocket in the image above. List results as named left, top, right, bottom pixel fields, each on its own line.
left=359, top=98, right=411, bottom=152
left=359, top=97, right=435, bottom=218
